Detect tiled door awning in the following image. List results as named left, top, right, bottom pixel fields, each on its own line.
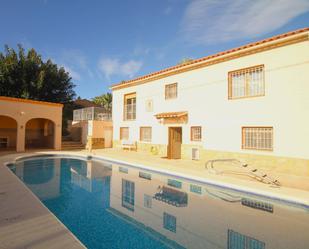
left=155, top=111, right=188, bottom=124
left=153, top=186, right=188, bottom=207
left=154, top=111, right=188, bottom=119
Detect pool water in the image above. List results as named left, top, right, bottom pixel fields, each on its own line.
left=9, top=156, right=309, bottom=249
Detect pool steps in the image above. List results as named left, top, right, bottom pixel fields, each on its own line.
left=205, top=159, right=281, bottom=187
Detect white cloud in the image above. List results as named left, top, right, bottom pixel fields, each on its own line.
left=182, top=0, right=309, bottom=44
left=98, top=58, right=143, bottom=80
left=61, top=50, right=88, bottom=70
left=52, top=50, right=95, bottom=81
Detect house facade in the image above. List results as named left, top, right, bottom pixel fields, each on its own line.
left=111, top=28, right=309, bottom=168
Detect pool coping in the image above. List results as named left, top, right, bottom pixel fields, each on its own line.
left=7, top=152, right=309, bottom=209
left=0, top=153, right=87, bottom=249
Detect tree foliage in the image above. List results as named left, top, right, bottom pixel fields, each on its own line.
left=92, top=92, right=112, bottom=112
left=0, top=44, right=76, bottom=103
left=0, top=45, right=77, bottom=134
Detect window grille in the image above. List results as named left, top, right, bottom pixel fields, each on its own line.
left=140, top=127, right=152, bottom=142
left=229, top=65, right=264, bottom=99
left=167, top=179, right=182, bottom=189
left=191, top=126, right=202, bottom=141
left=242, top=127, right=273, bottom=150
left=120, top=127, right=129, bottom=140
left=163, top=212, right=176, bottom=233
left=139, top=171, right=152, bottom=180
left=228, top=229, right=265, bottom=249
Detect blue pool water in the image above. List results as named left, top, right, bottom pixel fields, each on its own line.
left=9, top=156, right=309, bottom=249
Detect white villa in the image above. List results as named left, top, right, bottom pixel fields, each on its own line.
left=111, top=28, right=309, bottom=168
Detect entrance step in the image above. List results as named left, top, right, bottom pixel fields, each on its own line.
left=61, top=141, right=85, bottom=150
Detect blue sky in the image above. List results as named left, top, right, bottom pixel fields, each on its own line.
left=1, top=0, right=309, bottom=99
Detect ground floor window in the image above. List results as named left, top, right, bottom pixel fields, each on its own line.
left=163, top=212, right=176, bottom=233
left=140, top=127, right=152, bottom=142
left=191, top=126, right=202, bottom=141
left=242, top=127, right=273, bottom=151
left=228, top=229, right=265, bottom=249
left=120, top=127, right=129, bottom=140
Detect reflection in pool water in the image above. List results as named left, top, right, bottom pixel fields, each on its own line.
left=10, top=157, right=309, bottom=249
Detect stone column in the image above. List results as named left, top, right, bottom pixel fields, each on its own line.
left=54, top=123, right=62, bottom=150
left=16, top=122, right=25, bottom=152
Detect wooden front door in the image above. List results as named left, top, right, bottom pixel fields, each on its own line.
left=168, top=127, right=182, bottom=159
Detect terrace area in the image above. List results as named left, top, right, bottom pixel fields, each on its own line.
left=73, top=107, right=112, bottom=121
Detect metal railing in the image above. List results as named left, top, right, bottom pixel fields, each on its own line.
left=205, top=159, right=280, bottom=187
left=73, top=107, right=112, bottom=121
left=124, top=104, right=136, bottom=120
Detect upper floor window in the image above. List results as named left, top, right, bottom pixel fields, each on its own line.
left=163, top=212, right=177, bottom=233
left=124, top=93, right=136, bottom=120
left=122, top=179, right=135, bottom=211
left=242, top=127, right=273, bottom=151
left=228, top=65, right=264, bottom=99
left=120, top=127, right=129, bottom=140
left=140, top=127, right=152, bottom=142
left=191, top=126, right=202, bottom=141
left=165, top=83, right=177, bottom=100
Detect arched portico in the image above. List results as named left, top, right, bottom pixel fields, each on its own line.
left=0, top=115, right=18, bottom=151
left=25, top=118, right=55, bottom=149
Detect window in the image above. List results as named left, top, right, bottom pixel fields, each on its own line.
left=228, top=230, right=265, bottom=249
left=119, top=166, right=128, bottom=174
left=191, top=126, right=202, bottom=141
left=0, top=137, right=8, bottom=148
left=167, top=179, right=182, bottom=189
left=190, top=184, right=202, bottom=195
left=139, top=171, right=152, bottom=180
left=163, top=212, right=176, bottom=233
left=140, top=127, right=152, bottom=142
left=165, top=83, right=177, bottom=99
left=242, top=127, right=273, bottom=151
left=228, top=65, right=264, bottom=99
left=122, top=179, right=135, bottom=211
left=120, top=127, right=129, bottom=140
left=124, top=93, right=136, bottom=120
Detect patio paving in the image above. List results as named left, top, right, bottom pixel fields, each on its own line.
left=87, top=148, right=309, bottom=192
left=0, top=153, right=85, bottom=249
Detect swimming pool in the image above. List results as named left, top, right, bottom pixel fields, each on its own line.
left=8, top=155, right=309, bottom=249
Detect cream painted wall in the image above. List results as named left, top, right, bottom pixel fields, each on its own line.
left=72, top=120, right=113, bottom=147
left=112, top=38, right=309, bottom=159
left=0, top=98, right=63, bottom=151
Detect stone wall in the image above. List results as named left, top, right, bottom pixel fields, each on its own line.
left=87, top=137, right=105, bottom=150
left=113, top=140, right=309, bottom=175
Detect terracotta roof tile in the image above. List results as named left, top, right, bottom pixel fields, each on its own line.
left=0, top=96, right=63, bottom=107
left=155, top=111, right=188, bottom=119
left=111, top=27, right=309, bottom=89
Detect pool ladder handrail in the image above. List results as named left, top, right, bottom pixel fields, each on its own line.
left=205, top=159, right=281, bottom=187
